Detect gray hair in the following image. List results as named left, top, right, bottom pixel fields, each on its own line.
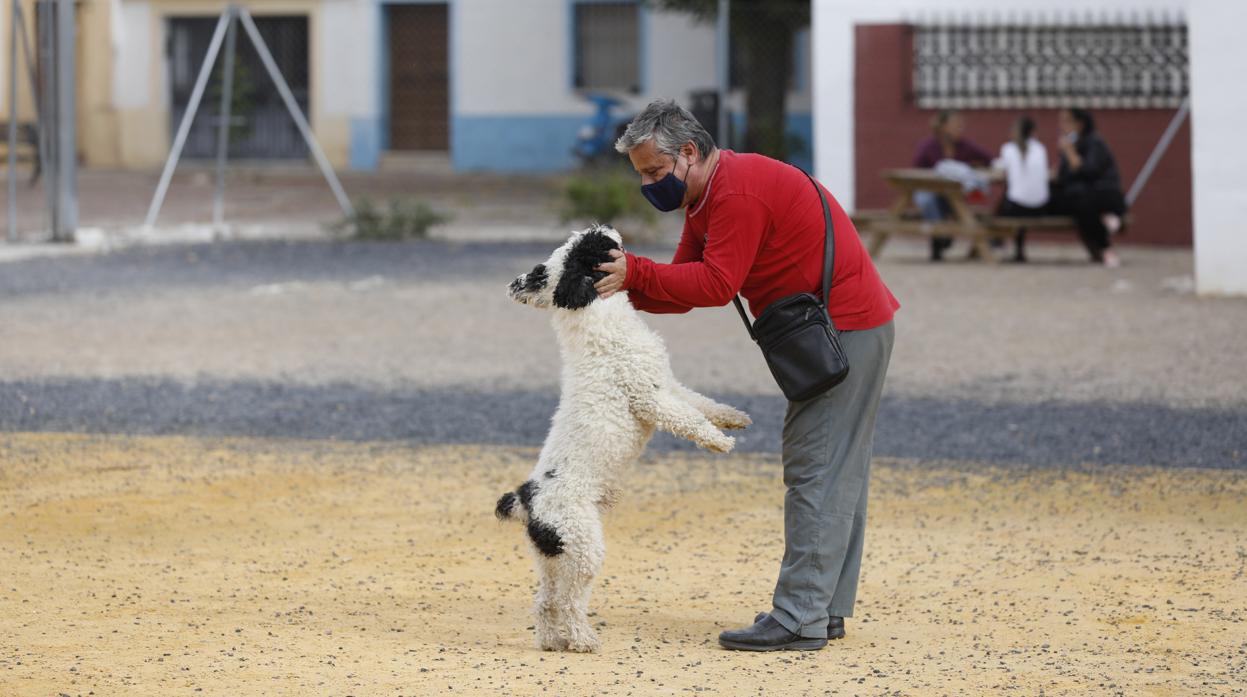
left=614, top=99, right=716, bottom=159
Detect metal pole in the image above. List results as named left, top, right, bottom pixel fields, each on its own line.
left=15, top=0, right=46, bottom=188
left=38, top=0, right=55, bottom=236
left=238, top=9, right=352, bottom=217
left=7, top=0, right=18, bottom=242
left=715, top=0, right=729, bottom=149
left=143, top=10, right=231, bottom=228
left=53, top=0, right=75, bottom=240
left=1125, top=96, right=1190, bottom=207
left=211, top=8, right=236, bottom=230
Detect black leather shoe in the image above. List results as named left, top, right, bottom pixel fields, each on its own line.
left=827, top=615, right=846, bottom=640
left=720, top=614, right=828, bottom=652
left=754, top=612, right=846, bottom=640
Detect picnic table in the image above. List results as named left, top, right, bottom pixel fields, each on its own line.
left=852, top=167, right=1002, bottom=261
left=851, top=167, right=1103, bottom=263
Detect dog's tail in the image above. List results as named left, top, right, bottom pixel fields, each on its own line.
left=495, top=485, right=529, bottom=523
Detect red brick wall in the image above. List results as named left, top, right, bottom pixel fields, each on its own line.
left=853, top=24, right=1192, bottom=246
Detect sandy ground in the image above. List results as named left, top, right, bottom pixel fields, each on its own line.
left=1, top=433, right=1243, bottom=696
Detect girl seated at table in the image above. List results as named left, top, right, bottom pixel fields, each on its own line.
left=993, top=115, right=1050, bottom=263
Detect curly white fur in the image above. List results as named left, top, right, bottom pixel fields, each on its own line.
left=497, top=226, right=751, bottom=653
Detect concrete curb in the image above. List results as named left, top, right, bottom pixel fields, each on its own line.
left=0, top=221, right=587, bottom=265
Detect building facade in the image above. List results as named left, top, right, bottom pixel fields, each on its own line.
left=812, top=0, right=1245, bottom=294
left=2, top=0, right=812, bottom=173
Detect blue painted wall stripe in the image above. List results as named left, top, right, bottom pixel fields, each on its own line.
left=452, top=115, right=586, bottom=172
left=349, top=117, right=383, bottom=171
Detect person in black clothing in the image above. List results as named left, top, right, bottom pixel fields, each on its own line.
left=1050, top=108, right=1127, bottom=267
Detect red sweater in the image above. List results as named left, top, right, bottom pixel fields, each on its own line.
left=624, top=150, right=899, bottom=330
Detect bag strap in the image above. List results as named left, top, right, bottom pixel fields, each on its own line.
left=733, top=294, right=759, bottom=340
left=733, top=168, right=835, bottom=338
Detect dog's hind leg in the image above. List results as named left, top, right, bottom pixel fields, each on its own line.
left=552, top=507, right=605, bottom=653
left=533, top=557, right=568, bottom=651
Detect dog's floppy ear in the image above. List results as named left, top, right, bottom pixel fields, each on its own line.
left=553, top=273, right=597, bottom=309
left=552, top=228, right=620, bottom=310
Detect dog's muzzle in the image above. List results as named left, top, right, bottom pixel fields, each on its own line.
left=507, top=275, right=529, bottom=303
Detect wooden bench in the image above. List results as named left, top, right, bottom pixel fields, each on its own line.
left=853, top=206, right=1011, bottom=258
left=0, top=121, right=41, bottom=184
left=983, top=214, right=1130, bottom=233
left=854, top=207, right=1132, bottom=258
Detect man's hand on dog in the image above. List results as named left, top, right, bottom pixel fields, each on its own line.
left=594, top=249, right=627, bottom=299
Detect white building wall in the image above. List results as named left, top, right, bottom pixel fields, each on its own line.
left=1190, top=0, right=1247, bottom=295
left=451, top=0, right=724, bottom=171
left=0, top=7, right=7, bottom=115
left=455, top=0, right=717, bottom=117
left=320, top=0, right=375, bottom=119
left=112, top=0, right=153, bottom=110
left=637, top=9, right=719, bottom=114
left=455, top=0, right=574, bottom=115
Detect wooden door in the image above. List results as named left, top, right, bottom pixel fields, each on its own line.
left=387, top=4, right=449, bottom=151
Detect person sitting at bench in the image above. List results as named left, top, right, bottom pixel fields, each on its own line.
left=1049, top=108, right=1127, bottom=268
left=993, top=115, right=1049, bottom=263
left=911, top=110, right=993, bottom=261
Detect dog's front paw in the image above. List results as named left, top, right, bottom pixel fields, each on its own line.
left=702, top=432, right=735, bottom=454
left=712, top=407, right=752, bottom=431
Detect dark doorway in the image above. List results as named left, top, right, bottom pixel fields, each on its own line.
left=167, top=15, right=310, bottom=159
left=387, top=3, right=449, bottom=151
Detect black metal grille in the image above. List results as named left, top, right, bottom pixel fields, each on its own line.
left=913, top=20, right=1188, bottom=109
left=168, top=15, right=310, bottom=159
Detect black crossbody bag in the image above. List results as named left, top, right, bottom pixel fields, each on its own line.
left=732, top=170, right=849, bottom=402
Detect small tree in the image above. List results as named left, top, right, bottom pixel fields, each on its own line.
left=646, top=0, right=809, bottom=160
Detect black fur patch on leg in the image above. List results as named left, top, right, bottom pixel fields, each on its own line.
left=517, top=480, right=537, bottom=510
left=526, top=518, right=564, bottom=556
left=514, top=479, right=563, bottom=554
left=495, top=491, right=517, bottom=520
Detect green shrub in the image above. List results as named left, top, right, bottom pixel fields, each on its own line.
left=561, top=169, right=656, bottom=228
left=329, top=198, right=451, bottom=241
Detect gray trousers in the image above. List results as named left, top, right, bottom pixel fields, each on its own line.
left=769, top=320, right=894, bottom=639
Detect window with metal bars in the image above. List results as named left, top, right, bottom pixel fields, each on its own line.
left=572, top=1, right=640, bottom=92
left=912, top=21, right=1188, bottom=109
left=167, top=15, right=310, bottom=159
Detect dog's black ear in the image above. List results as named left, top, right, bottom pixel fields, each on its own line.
left=552, top=272, right=597, bottom=309
left=551, top=229, right=619, bottom=310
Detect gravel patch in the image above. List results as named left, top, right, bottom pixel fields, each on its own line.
left=1, top=378, right=1242, bottom=468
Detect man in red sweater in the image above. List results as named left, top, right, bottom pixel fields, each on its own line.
left=596, top=100, right=898, bottom=651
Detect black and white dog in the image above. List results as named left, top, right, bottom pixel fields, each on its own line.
left=497, top=225, right=751, bottom=652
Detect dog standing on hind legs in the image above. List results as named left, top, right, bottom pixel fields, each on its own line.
left=495, top=225, right=751, bottom=652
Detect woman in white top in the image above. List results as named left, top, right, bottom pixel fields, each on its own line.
left=994, top=116, right=1049, bottom=262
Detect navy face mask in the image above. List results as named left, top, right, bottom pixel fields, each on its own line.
left=641, top=154, right=690, bottom=212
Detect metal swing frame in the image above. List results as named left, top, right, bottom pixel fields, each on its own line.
left=144, top=4, right=353, bottom=231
